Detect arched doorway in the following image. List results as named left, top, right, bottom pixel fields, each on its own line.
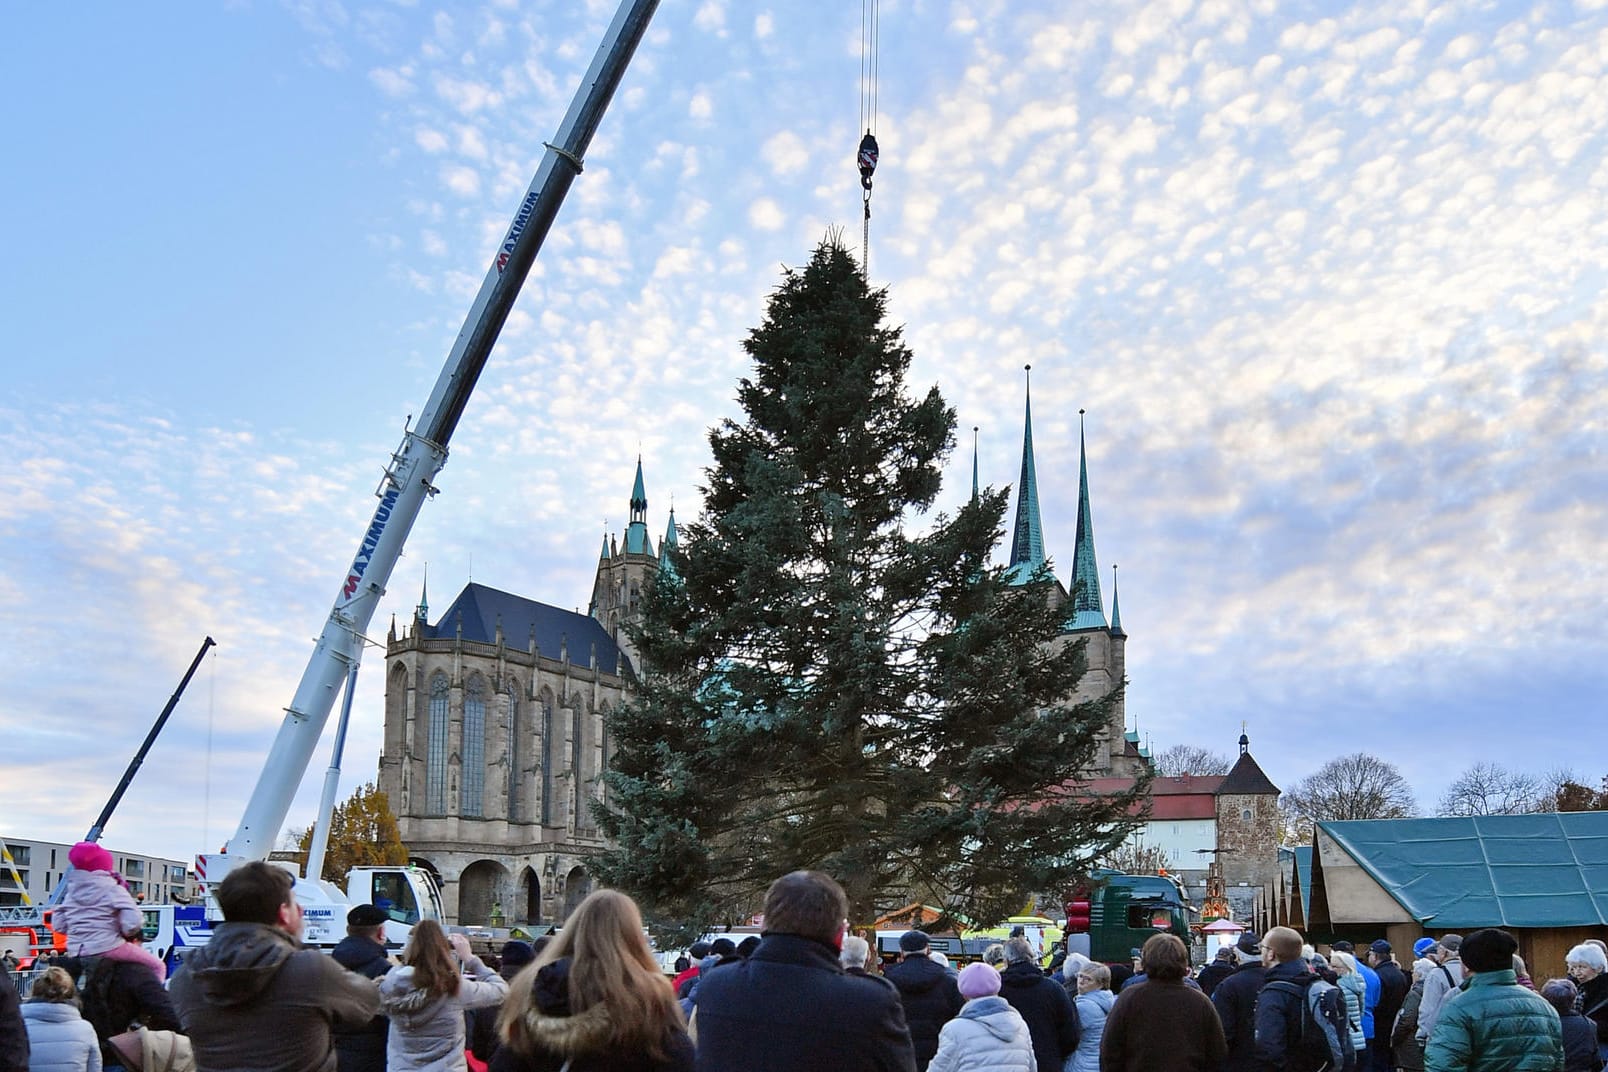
left=517, top=866, right=541, bottom=925
left=562, top=865, right=592, bottom=920
left=458, top=859, right=511, bottom=926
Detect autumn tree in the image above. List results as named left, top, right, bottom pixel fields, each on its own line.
left=1154, top=745, right=1231, bottom=777
left=1282, top=753, right=1416, bottom=834
left=593, top=240, right=1145, bottom=936
left=293, top=781, right=407, bottom=882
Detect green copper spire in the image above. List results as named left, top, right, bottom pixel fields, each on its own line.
left=415, top=566, right=429, bottom=621
left=624, top=457, right=653, bottom=556
left=971, top=426, right=980, bottom=503
left=1007, top=366, right=1046, bottom=584
left=660, top=505, right=680, bottom=581
left=598, top=527, right=610, bottom=561
left=1066, top=409, right=1107, bottom=630
left=1109, top=563, right=1124, bottom=636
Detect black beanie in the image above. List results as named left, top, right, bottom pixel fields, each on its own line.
left=1461, top=928, right=1518, bottom=973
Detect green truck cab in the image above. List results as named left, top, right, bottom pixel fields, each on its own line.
left=1064, top=869, right=1191, bottom=964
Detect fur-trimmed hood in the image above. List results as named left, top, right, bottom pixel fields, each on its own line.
left=513, top=1002, right=616, bottom=1058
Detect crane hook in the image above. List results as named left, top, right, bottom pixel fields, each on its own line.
left=858, top=131, right=879, bottom=191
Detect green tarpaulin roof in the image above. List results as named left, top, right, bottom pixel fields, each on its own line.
left=1319, top=811, right=1608, bottom=929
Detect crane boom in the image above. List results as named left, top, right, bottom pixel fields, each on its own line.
left=222, top=0, right=661, bottom=864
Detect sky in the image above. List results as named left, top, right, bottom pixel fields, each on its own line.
left=2, top=0, right=1605, bottom=867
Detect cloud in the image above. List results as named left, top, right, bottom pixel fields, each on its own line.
left=747, top=198, right=785, bottom=231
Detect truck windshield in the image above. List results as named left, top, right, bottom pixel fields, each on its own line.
left=371, top=874, right=420, bottom=924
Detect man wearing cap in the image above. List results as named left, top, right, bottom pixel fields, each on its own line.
left=1212, top=931, right=1266, bottom=1072
left=1369, top=941, right=1410, bottom=1072
left=1416, top=935, right=1466, bottom=1048
left=673, top=940, right=711, bottom=996
left=884, top=931, right=963, bottom=1072
left=331, top=905, right=394, bottom=1072
left=1199, top=946, right=1237, bottom=997
left=1423, top=928, right=1562, bottom=1072
left=172, top=861, right=382, bottom=1072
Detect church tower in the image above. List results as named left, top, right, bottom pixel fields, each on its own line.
left=1001, top=373, right=1142, bottom=777
left=589, top=458, right=660, bottom=673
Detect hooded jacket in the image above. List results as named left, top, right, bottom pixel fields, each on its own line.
left=486, top=958, right=693, bottom=1072
left=998, top=960, right=1078, bottom=1072
left=1424, top=969, right=1564, bottom=1072
left=170, top=921, right=380, bottom=1072
left=1067, top=988, right=1114, bottom=1072
left=1418, top=958, right=1466, bottom=1043
left=885, top=954, right=965, bottom=1071
left=378, top=959, right=507, bottom=1072
left=927, top=997, right=1035, bottom=1072
left=20, top=1003, right=101, bottom=1072
left=53, top=872, right=143, bottom=959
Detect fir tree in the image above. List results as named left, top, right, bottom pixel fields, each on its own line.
left=594, top=239, right=1144, bottom=934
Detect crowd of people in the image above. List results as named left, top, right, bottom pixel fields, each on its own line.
left=4, top=859, right=1608, bottom=1072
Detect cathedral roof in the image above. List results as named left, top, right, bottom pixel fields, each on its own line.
left=1216, top=750, right=1280, bottom=796
left=1006, top=368, right=1046, bottom=585
left=423, top=582, right=625, bottom=675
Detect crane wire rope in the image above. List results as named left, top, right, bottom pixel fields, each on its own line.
left=858, top=0, right=881, bottom=275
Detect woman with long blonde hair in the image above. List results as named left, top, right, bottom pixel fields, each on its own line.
left=380, top=919, right=510, bottom=1072
left=493, top=889, right=692, bottom=1072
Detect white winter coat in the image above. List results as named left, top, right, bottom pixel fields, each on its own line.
left=378, top=960, right=509, bottom=1072
left=52, top=871, right=142, bottom=958
left=929, top=996, right=1038, bottom=1072
left=21, top=1001, right=102, bottom=1072
left=1065, top=987, right=1113, bottom=1072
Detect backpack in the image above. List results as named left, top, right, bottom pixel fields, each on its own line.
left=1265, top=978, right=1357, bottom=1072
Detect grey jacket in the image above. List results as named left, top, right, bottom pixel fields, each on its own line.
left=928, top=997, right=1037, bottom=1072
left=1417, top=960, right=1466, bottom=1044
left=171, top=922, right=380, bottom=1072
left=379, top=960, right=508, bottom=1072
left=21, top=1003, right=102, bottom=1072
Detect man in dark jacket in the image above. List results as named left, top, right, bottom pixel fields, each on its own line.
left=883, top=930, right=963, bottom=1071
left=1213, top=932, right=1266, bottom=1072
left=1199, top=946, right=1238, bottom=997
left=0, top=974, right=27, bottom=1072
left=331, top=905, right=394, bottom=1072
left=1255, top=926, right=1320, bottom=1072
left=999, top=936, right=1079, bottom=1072
left=1370, top=941, right=1411, bottom=1072
left=171, top=861, right=381, bottom=1072
left=694, top=871, right=916, bottom=1072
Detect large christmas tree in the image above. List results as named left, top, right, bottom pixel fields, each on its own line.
left=594, top=240, right=1144, bottom=932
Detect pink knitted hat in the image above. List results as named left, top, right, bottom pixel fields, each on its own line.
left=958, top=961, right=1002, bottom=999
left=68, top=841, right=115, bottom=873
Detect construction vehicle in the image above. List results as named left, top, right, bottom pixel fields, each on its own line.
left=174, top=0, right=660, bottom=956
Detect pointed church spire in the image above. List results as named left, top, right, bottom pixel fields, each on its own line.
left=1007, top=366, right=1046, bottom=584
left=1066, top=409, right=1108, bottom=629
left=415, top=566, right=429, bottom=622
left=598, top=526, right=610, bottom=561
left=624, top=458, right=653, bottom=556
left=1109, top=563, right=1124, bottom=636
left=971, top=426, right=980, bottom=503
left=660, top=505, right=681, bottom=581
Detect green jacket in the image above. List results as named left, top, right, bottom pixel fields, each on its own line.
left=1425, top=970, right=1564, bottom=1072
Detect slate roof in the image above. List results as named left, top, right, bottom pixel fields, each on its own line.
left=1318, top=811, right=1608, bottom=928
left=423, top=582, right=626, bottom=676
left=1217, top=751, right=1280, bottom=796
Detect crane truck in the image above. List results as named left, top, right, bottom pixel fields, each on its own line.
left=169, top=0, right=662, bottom=960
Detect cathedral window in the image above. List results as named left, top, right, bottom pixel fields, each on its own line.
left=540, top=693, right=556, bottom=825
left=426, top=672, right=449, bottom=814
left=507, top=687, right=521, bottom=823
left=462, top=674, right=486, bottom=817
left=572, top=706, right=588, bottom=833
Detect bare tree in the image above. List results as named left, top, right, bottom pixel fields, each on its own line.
left=1435, top=763, right=1544, bottom=817
left=1155, top=744, right=1232, bottom=777
left=1105, top=839, right=1173, bottom=875
left=1283, top=753, right=1417, bottom=827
